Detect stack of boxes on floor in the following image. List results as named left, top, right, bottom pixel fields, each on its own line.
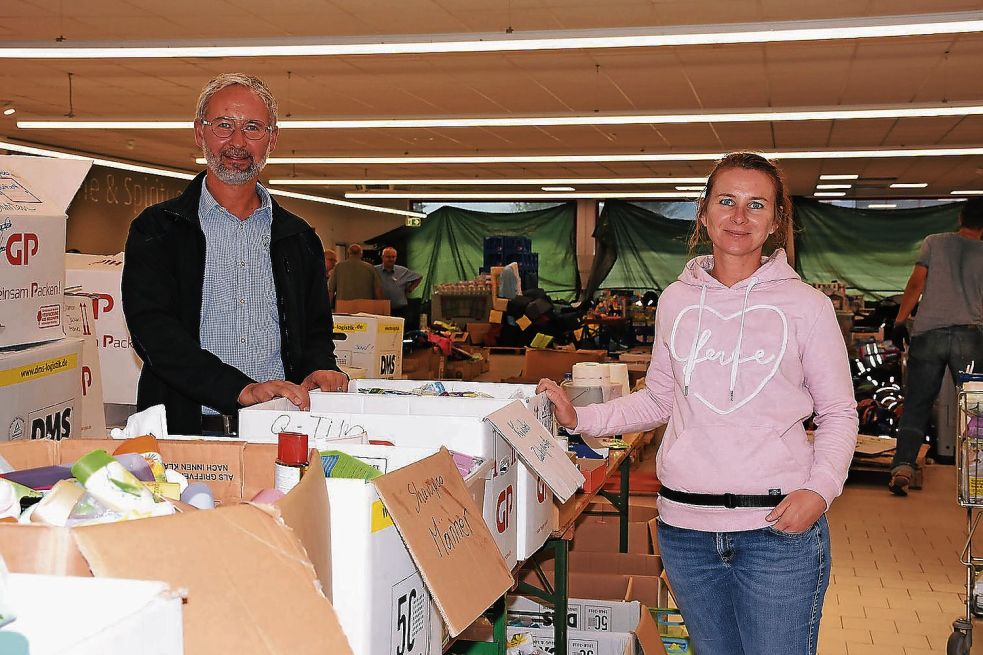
left=0, top=156, right=94, bottom=443
left=483, top=235, right=539, bottom=291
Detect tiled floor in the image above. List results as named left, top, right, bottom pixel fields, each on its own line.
left=821, top=466, right=977, bottom=654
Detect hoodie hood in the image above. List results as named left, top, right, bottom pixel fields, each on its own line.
left=678, top=248, right=800, bottom=289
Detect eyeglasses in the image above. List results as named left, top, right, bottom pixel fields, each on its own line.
left=200, top=116, right=274, bottom=140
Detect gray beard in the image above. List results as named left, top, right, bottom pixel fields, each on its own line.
left=202, top=145, right=268, bottom=186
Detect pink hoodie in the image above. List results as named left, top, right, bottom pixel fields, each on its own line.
left=575, top=250, right=858, bottom=532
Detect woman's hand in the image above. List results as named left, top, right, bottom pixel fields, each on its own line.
left=765, top=489, right=826, bottom=533
left=536, top=378, right=578, bottom=429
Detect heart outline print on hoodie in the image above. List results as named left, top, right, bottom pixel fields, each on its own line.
left=670, top=276, right=789, bottom=415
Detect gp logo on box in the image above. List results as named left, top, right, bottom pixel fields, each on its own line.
left=496, top=485, right=514, bottom=533
left=89, top=293, right=115, bottom=318
left=3, top=232, right=38, bottom=266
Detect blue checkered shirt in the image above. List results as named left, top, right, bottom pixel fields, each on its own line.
left=198, top=181, right=284, bottom=414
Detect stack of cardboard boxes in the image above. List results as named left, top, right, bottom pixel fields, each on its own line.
left=0, top=156, right=96, bottom=442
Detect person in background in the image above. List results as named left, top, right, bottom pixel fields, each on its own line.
left=376, top=246, right=422, bottom=320
left=122, top=73, right=348, bottom=436
left=323, top=248, right=338, bottom=280
left=328, top=243, right=383, bottom=307
left=888, top=198, right=983, bottom=495
left=539, top=152, right=857, bottom=655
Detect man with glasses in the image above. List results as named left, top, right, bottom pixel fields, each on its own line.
left=122, top=73, right=347, bottom=435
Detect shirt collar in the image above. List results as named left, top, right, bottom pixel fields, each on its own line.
left=199, top=177, right=272, bottom=222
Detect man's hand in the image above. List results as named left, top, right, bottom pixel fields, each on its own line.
left=302, top=369, right=350, bottom=393
left=765, top=489, right=827, bottom=534
left=238, top=380, right=311, bottom=410
left=536, top=378, right=578, bottom=429
left=890, top=321, right=909, bottom=349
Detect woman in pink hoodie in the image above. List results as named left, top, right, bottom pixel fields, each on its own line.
left=540, top=152, right=858, bottom=655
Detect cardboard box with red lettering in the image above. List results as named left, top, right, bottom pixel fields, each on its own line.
left=63, top=293, right=107, bottom=437
left=0, top=337, right=83, bottom=442
left=0, top=156, right=90, bottom=349
left=321, top=443, right=493, bottom=655
left=348, top=379, right=558, bottom=561
left=239, top=392, right=521, bottom=568
left=332, top=313, right=404, bottom=378
left=0, top=436, right=348, bottom=655
left=3, top=573, right=184, bottom=655
left=64, top=253, right=141, bottom=406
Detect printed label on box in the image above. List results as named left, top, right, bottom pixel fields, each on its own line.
left=390, top=573, right=430, bottom=655
left=584, top=605, right=613, bottom=632
left=36, top=303, right=60, bottom=328
left=372, top=499, right=395, bottom=533
left=28, top=398, right=74, bottom=441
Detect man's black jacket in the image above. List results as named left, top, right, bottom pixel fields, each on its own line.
left=121, top=172, right=339, bottom=434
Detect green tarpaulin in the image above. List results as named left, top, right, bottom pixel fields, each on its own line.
left=795, top=197, right=962, bottom=298
left=588, top=198, right=964, bottom=299
left=405, top=203, right=578, bottom=300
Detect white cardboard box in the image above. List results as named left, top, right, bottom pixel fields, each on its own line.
left=0, top=338, right=83, bottom=441
left=0, top=156, right=90, bottom=349
left=239, top=392, right=521, bottom=568
left=350, top=380, right=557, bottom=560
left=332, top=313, right=404, bottom=379
left=2, top=573, right=183, bottom=655
left=509, top=595, right=641, bottom=633
left=64, top=253, right=141, bottom=405
left=507, top=626, right=635, bottom=655
left=322, top=443, right=491, bottom=655
left=62, top=294, right=107, bottom=437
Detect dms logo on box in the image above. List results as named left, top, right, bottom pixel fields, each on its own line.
left=4, top=232, right=39, bottom=266
left=496, top=485, right=514, bottom=533
left=29, top=400, right=73, bottom=440
left=380, top=352, right=397, bottom=376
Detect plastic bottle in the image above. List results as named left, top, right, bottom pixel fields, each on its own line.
left=113, top=435, right=167, bottom=481
left=274, top=432, right=310, bottom=494
left=71, top=449, right=159, bottom=514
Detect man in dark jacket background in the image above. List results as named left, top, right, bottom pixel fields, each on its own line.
left=122, top=73, right=347, bottom=435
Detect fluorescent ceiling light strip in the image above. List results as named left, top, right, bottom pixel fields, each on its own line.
left=952, top=190, right=983, bottom=195
left=541, top=186, right=576, bottom=191
left=890, top=182, right=929, bottom=188
left=0, top=139, right=422, bottom=217
left=345, top=191, right=702, bottom=199
left=819, top=174, right=860, bottom=180
left=675, top=185, right=706, bottom=191
left=814, top=191, right=847, bottom=197
left=232, top=146, right=983, bottom=166
left=267, top=176, right=709, bottom=186
left=2, top=12, right=982, bottom=58
left=816, top=184, right=852, bottom=189
left=867, top=204, right=898, bottom=208
left=20, top=103, right=983, bottom=130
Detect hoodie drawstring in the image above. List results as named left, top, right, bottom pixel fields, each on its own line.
left=728, top=277, right=758, bottom=401
left=683, top=283, right=707, bottom=397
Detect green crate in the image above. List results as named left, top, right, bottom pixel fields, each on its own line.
left=649, top=608, right=693, bottom=654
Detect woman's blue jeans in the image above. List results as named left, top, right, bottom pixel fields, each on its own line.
left=657, top=516, right=831, bottom=655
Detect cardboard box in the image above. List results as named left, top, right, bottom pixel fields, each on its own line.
left=346, top=380, right=558, bottom=561
left=401, top=348, right=442, bottom=380
left=332, top=313, right=404, bottom=378
left=570, top=514, right=658, bottom=555
left=507, top=625, right=636, bottom=655
left=335, top=299, right=391, bottom=315
left=64, top=253, right=142, bottom=406
left=0, top=337, right=83, bottom=441
left=0, top=156, right=90, bottom=349
left=444, top=347, right=491, bottom=381
left=0, top=437, right=348, bottom=655
left=4, top=573, right=184, bottom=655
left=519, top=349, right=608, bottom=383
left=465, top=322, right=496, bottom=346
left=63, top=294, right=107, bottom=437
left=323, top=443, right=492, bottom=655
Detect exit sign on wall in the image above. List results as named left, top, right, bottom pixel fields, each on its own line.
left=405, top=216, right=422, bottom=227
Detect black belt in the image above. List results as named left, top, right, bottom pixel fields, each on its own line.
left=659, top=486, right=785, bottom=509
left=201, top=414, right=238, bottom=435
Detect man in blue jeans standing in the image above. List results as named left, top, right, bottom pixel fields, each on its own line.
left=890, top=198, right=983, bottom=495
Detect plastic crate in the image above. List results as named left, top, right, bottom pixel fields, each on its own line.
left=518, top=252, right=539, bottom=272
left=483, top=252, right=505, bottom=269
left=521, top=271, right=539, bottom=290
left=650, top=608, right=693, bottom=654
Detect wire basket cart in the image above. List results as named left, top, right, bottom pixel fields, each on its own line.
left=950, top=373, right=983, bottom=654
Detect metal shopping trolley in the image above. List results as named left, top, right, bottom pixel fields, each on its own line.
left=950, top=372, right=983, bottom=654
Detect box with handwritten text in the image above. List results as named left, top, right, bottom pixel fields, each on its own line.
left=332, top=313, right=404, bottom=379
left=0, top=156, right=90, bottom=349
